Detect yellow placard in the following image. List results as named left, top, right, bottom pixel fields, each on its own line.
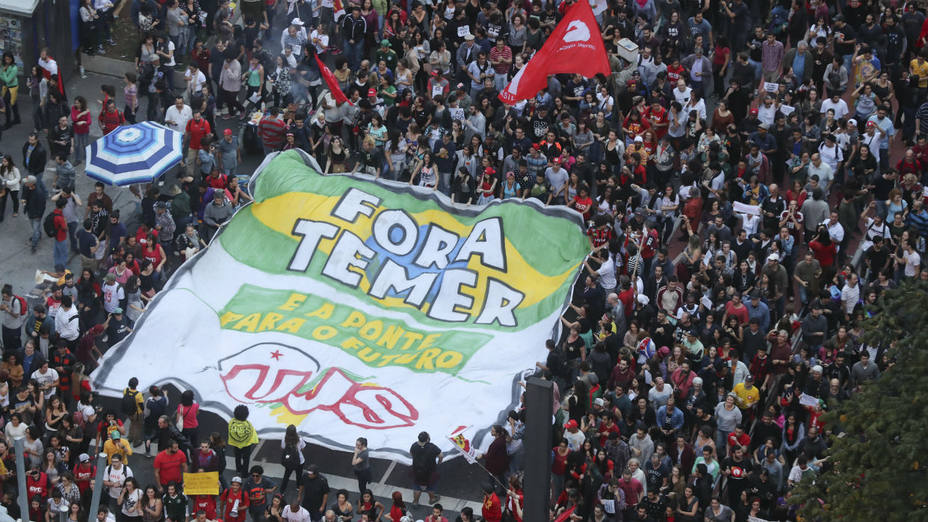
left=182, top=472, right=220, bottom=496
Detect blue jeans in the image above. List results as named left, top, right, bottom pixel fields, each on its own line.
left=345, top=40, right=364, bottom=70
left=30, top=218, right=41, bottom=248
left=53, top=239, right=68, bottom=271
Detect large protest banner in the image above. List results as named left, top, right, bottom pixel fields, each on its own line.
left=93, top=150, right=589, bottom=461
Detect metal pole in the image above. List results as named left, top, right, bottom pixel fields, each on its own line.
left=88, top=452, right=108, bottom=517
left=523, top=377, right=554, bottom=522
left=13, top=438, right=28, bottom=522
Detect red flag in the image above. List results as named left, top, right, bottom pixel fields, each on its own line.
left=315, top=53, right=351, bottom=105
left=499, top=0, right=611, bottom=105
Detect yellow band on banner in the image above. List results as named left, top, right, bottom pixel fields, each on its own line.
left=183, top=472, right=220, bottom=495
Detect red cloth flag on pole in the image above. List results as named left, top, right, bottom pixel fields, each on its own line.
left=498, top=0, right=611, bottom=105
left=315, top=53, right=351, bottom=106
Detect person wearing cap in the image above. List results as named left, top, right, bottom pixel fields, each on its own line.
left=103, top=429, right=133, bottom=465
left=456, top=33, right=477, bottom=77
left=543, top=155, right=569, bottom=205
left=280, top=18, right=307, bottom=55
left=375, top=39, right=398, bottom=71
left=74, top=452, right=96, bottom=495
left=562, top=419, right=584, bottom=451
left=300, top=464, right=330, bottom=520
left=104, top=306, right=133, bottom=347
left=220, top=475, right=249, bottom=522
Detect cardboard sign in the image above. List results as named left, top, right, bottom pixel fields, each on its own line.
left=183, top=472, right=220, bottom=496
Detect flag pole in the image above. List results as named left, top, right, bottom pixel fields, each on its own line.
left=448, top=442, right=509, bottom=491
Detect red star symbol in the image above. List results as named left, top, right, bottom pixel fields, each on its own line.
left=270, top=350, right=283, bottom=360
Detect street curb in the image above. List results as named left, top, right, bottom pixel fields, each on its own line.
left=82, top=54, right=187, bottom=85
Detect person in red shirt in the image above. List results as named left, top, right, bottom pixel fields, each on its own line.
left=666, top=57, right=686, bottom=85
left=643, top=100, right=669, bottom=139
left=616, top=469, right=644, bottom=512
left=505, top=475, right=524, bottom=522
left=480, top=484, right=502, bottom=522
left=220, top=477, right=249, bottom=522
left=424, top=503, right=449, bottom=522
left=808, top=227, right=838, bottom=269
left=73, top=453, right=96, bottom=494
left=257, top=106, right=287, bottom=154
left=205, top=169, right=228, bottom=189
left=185, top=110, right=212, bottom=177
left=153, top=440, right=188, bottom=493
left=192, top=494, right=218, bottom=520
left=568, top=184, right=594, bottom=221
left=98, top=99, right=125, bottom=136
left=52, top=198, right=69, bottom=271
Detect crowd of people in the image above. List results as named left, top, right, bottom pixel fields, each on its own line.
left=0, top=0, right=924, bottom=518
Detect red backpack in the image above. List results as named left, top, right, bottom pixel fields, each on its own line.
left=9, top=295, right=26, bottom=317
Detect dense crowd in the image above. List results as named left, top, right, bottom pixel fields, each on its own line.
left=0, top=0, right=924, bottom=519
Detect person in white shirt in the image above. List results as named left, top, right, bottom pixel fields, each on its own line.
left=54, top=295, right=80, bottom=343
left=820, top=94, right=849, bottom=120
left=672, top=79, right=692, bottom=106
left=840, top=273, right=860, bottom=316
left=38, top=48, right=59, bottom=79
left=281, top=497, right=311, bottom=522
left=185, top=64, right=207, bottom=98
left=101, top=275, right=125, bottom=314
left=807, top=153, right=834, bottom=194
left=820, top=211, right=845, bottom=247
left=896, top=240, right=921, bottom=278
left=31, top=361, right=60, bottom=399
left=163, top=96, right=193, bottom=134
left=103, top=455, right=134, bottom=508
left=309, top=27, right=329, bottom=55
left=280, top=18, right=308, bottom=54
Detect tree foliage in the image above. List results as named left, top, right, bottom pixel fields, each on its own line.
left=791, top=281, right=928, bottom=521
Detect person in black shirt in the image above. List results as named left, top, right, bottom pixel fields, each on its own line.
left=409, top=432, right=442, bottom=505
left=300, top=465, right=330, bottom=521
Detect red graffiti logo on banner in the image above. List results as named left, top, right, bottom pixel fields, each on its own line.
left=219, top=343, right=418, bottom=429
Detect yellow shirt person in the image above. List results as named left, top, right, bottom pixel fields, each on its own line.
left=102, top=431, right=133, bottom=465
left=733, top=377, right=760, bottom=410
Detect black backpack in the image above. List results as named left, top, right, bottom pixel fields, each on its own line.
left=121, top=389, right=139, bottom=416
left=281, top=443, right=300, bottom=468
left=43, top=212, right=57, bottom=237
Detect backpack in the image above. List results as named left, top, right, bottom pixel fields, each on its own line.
left=147, top=396, right=166, bottom=420
left=43, top=212, right=57, bottom=237
left=105, top=464, right=128, bottom=481
left=10, top=295, right=27, bottom=317
left=121, top=389, right=139, bottom=416
left=281, top=443, right=300, bottom=468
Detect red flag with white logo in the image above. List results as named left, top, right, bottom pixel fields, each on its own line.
left=315, top=53, right=352, bottom=106
left=498, top=0, right=611, bottom=105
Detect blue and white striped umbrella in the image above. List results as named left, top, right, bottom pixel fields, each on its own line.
left=85, top=122, right=183, bottom=186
